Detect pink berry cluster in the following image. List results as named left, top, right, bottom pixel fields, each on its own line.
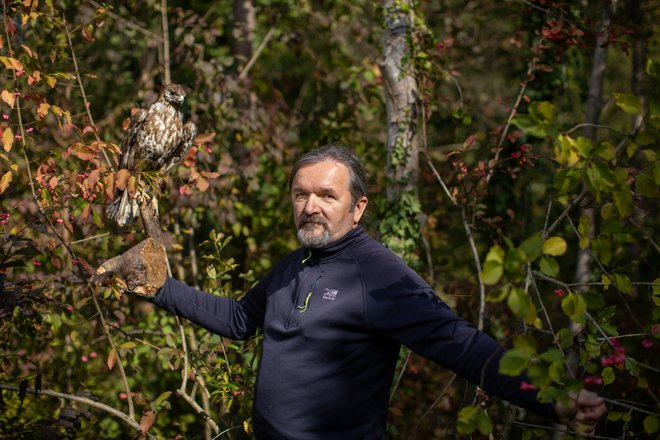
left=600, top=339, right=625, bottom=368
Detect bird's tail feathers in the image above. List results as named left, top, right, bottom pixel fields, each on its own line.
left=106, top=189, right=139, bottom=227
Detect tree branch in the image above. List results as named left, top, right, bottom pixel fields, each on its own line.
left=239, top=27, right=277, bottom=80
left=0, top=384, right=152, bottom=438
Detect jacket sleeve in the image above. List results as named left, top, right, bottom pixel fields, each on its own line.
left=364, top=274, right=557, bottom=421
left=152, top=277, right=267, bottom=340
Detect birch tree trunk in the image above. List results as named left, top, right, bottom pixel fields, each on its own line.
left=379, top=0, right=419, bottom=202
left=574, top=1, right=612, bottom=295
left=377, top=0, right=422, bottom=265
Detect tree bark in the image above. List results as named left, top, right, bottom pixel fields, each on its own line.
left=379, top=0, right=419, bottom=202
left=232, top=0, right=255, bottom=66
left=575, top=1, right=612, bottom=290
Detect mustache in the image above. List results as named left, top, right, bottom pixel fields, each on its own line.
left=298, top=214, right=327, bottom=228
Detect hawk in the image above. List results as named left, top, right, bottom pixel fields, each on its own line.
left=107, top=84, right=197, bottom=227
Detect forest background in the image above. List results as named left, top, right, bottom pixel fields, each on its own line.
left=1, top=0, right=659, bottom=439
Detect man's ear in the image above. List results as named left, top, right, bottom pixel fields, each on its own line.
left=352, top=197, right=368, bottom=225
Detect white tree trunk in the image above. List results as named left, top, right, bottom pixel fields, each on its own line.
left=379, top=0, right=419, bottom=202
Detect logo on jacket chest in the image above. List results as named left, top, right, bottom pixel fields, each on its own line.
left=322, top=288, right=339, bottom=301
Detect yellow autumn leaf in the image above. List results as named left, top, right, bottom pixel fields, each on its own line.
left=37, top=102, right=50, bottom=118
left=3, top=127, right=14, bottom=152
left=1, top=90, right=15, bottom=108
left=45, top=75, right=57, bottom=88
left=543, top=236, right=568, bottom=256
left=0, top=171, right=12, bottom=194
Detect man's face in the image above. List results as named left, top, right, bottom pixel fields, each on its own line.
left=291, top=160, right=367, bottom=248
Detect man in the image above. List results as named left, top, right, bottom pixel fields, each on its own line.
left=124, top=143, right=606, bottom=438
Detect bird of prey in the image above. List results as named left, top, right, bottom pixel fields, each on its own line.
left=106, top=84, right=197, bottom=227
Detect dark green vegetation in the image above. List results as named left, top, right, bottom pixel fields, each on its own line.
left=0, top=0, right=658, bottom=438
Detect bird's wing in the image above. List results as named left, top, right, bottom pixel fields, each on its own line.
left=163, top=120, right=198, bottom=172
left=119, top=109, right=148, bottom=170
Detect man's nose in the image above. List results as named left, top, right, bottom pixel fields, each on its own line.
left=304, top=194, right=321, bottom=214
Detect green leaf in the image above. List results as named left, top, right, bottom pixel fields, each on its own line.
left=482, top=260, right=503, bottom=285
left=543, top=237, right=567, bottom=256
left=485, top=245, right=505, bottom=263
left=538, top=348, right=563, bottom=363
left=520, top=234, right=544, bottom=262
left=486, top=285, right=510, bottom=303
left=499, top=348, right=531, bottom=376
left=612, top=273, right=632, bottom=295
left=475, top=408, right=493, bottom=435
left=614, top=92, right=642, bottom=114
left=557, top=328, right=574, bottom=349
left=652, top=279, right=660, bottom=306
left=456, top=406, right=478, bottom=434
left=643, top=415, right=660, bottom=435
left=504, top=248, right=526, bottom=276
left=612, top=187, right=633, bottom=217
left=562, top=293, right=587, bottom=324
left=574, top=136, right=593, bottom=159
left=600, top=202, right=615, bottom=220
left=602, top=367, right=615, bottom=385
left=636, top=171, right=659, bottom=198
left=539, top=256, right=559, bottom=277
left=548, top=361, right=564, bottom=383
left=507, top=286, right=530, bottom=318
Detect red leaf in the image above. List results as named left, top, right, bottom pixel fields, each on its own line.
left=107, top=348, right=117, bottom=370
left=194, top=132, right=215, bottom=144
left=115, top=169, right=130, bottom=190
left=140, top=410, right=156, bottom=434
left=463, top=134, right=476, bottom=149
left=87, top=169, right=100, bottom=191
left=195, top=177, right=209, bottom=192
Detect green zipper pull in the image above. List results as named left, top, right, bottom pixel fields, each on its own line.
left=301, top=250, right=312, bottom=264
left=297, top=291, right=312, bottom=313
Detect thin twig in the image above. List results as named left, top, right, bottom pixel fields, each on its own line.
left=70, top=232, right=110, bottom=244
left=544, top=188, right=589, bottom=238
left=562, top=123, right=626, bottom=137
left=239, top=28, right=276, bottom=80
left=161, top=0, right=171, bottom=84
left=389, top=349, right=412, bottom=403
left=527, top=264, right=556, bottom=338
left=212, top=425, right=243, bottom=439
left=487, top=63, right=534, bottom=182
left=420, top=104, right=457, bottom=206
left=63, top=19, right=114, bottom=171
left=177, top=315, right=190, bottom=392
left=175, top=389, right=220, bottom=433
left=413, top=373, right=457, bottom=432
left=461, top=207, right=486, bottom=330
left=86, top=0, right=164, bottom=41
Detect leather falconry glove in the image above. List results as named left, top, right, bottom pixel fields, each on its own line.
left=92, top=238, right=167, bottom=298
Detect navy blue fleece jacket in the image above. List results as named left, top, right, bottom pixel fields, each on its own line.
left=153, top=226, right=556, bottom=439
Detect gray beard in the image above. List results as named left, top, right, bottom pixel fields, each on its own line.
left=297, top=224, right=332, bottom=248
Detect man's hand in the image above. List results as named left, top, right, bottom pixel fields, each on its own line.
left=555, top=389, right=607, bottom=436
left=92, top=238, right=167, bottom=298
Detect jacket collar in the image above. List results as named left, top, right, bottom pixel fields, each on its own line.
left=303, top=225, right=366, bottom=263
